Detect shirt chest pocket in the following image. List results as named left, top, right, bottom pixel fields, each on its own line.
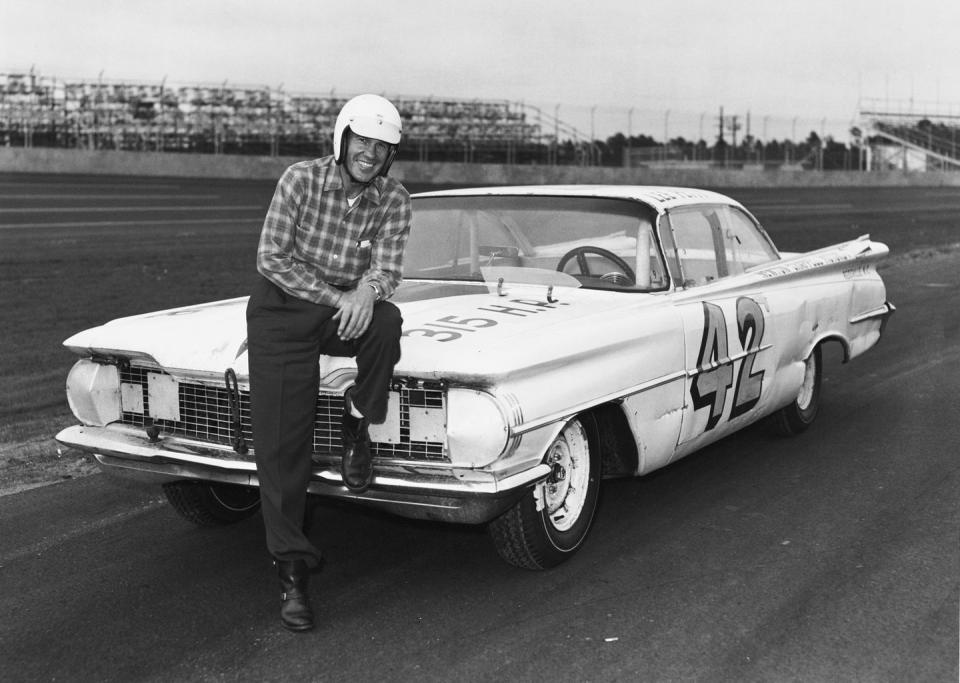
left=349, top=213, right=379, bottom=257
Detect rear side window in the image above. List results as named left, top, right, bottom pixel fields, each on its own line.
left=666, top=205, right=778, bottom=287
left=720, top=207, right=779, bottom=275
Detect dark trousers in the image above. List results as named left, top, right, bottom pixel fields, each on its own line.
left=245, top=276, right=402, bottom=566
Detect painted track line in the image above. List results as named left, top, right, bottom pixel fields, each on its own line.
left=0, top=181, right=183, bottom=190
left=1, top=193, right=225, bottom=200
left=0, top=217, right=264, bottom=229
left=1, top=205, right=263, bottom=213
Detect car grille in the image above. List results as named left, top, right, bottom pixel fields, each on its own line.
left=118, top=365, right=447, bottom=462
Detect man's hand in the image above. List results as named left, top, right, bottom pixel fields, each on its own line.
left=333, top=285, right=377, bottom=341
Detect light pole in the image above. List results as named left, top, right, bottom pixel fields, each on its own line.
left=554, top=103, right=559, bottom=165
left=698, top=112, right=705, bottom=161
left=591, top=106, right=597, bottom=165
left=791, top=116, right=798, bottom=164
left=762, top=115, right=769, bottom=164
left=158, top=75, right=168, bottom=152
left=818, top=117, right=826, bottom=170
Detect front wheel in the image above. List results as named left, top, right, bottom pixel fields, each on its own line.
left=488, top=416, right=600, bottom=570
left=770, top=345, right=822, bottom=436
left=162, top=481, right=261, bottom=526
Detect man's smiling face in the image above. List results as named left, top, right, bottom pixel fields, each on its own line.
left=344, top=133, right=390, bottom=184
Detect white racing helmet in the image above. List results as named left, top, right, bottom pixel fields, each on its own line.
left=333, top=94, right=402, bottom=177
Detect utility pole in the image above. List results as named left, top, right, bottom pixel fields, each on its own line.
left=716, top=106, right=726, bottom=166
left=698, top=111, right=705, bottom=161
left=746, top=110, right=751, bottom=162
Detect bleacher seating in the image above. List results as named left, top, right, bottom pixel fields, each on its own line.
left=871, top=121, right=960, bottom=164
left=0, top=70, right=571, bottom=163
left=859, top=104, right=960, bottom=171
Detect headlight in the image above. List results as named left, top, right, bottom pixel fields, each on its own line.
left=66, top=359, right=121, bottom=426
left=445, top=388, right=509, bottom=467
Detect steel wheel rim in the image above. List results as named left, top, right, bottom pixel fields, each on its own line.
left=543, top=421, right=590, bottom=532
left=797, top=353, right=817, bottom=410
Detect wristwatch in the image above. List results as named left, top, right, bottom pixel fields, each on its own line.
left=367, top=282, right=382, bottom=301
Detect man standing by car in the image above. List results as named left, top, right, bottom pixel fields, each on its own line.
left=246, top=94, right=411, bottom=632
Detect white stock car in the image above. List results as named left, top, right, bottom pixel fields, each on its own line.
left=56, top=186, right=894, bottom=569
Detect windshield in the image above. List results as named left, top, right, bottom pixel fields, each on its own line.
left=404, top=195, right=669, bottom=291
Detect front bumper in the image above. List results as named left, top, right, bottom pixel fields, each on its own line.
left=56, top=424, right=547, bottom=524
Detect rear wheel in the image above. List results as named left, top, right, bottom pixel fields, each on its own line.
left=771, top=345, right=822, bottom=436
left=488, top=416, right=600, bottom=569
left=162, top=481, right=261, bottom=526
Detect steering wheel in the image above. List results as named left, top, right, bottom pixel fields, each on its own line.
left=556, top=246, right=636, bottom=285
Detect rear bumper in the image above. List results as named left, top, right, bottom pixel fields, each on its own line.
left=56, top=424, right=547, bottom=524
left=849, top=300, right=896, bottom=333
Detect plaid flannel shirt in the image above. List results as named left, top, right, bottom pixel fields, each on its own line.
left=256, top=156, right=412, bottom=306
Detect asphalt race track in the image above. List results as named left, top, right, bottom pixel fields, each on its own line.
left=0, top=174, right=958, bottom=681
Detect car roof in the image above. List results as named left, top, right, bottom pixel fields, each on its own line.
left=411, top=184, right=745, bottom=213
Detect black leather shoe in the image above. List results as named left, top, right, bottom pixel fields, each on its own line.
left=340, top=391, right=374, bottom=493
left=275, top=559, right=314, bottom=632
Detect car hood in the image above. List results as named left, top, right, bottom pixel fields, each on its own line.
left=63, top=281, right=666, bottom=386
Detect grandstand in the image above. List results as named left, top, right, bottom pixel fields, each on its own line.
left=0, top=70, right=597, bottom=165
left=6, top=70, right=960, bottom=173
left=858, top=98, right=960, bottom=171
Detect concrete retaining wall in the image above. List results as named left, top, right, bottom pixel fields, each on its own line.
left=2, top=147, right=959, bottom=188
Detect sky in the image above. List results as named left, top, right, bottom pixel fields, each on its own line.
left=3, top=0, right=958, bottom=142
